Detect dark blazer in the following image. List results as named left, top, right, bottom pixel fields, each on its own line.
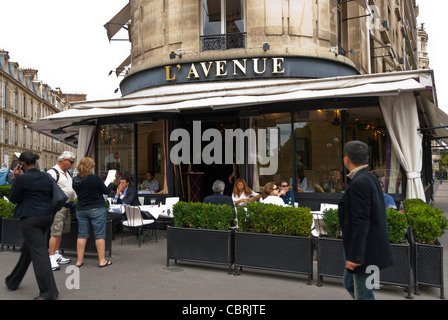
left=118, top=185, right=140, bottom=206
left=203, top=192, right=235, bottom=208
left=9, top=168, right=54, bottom=219
left=338, top=167, right=393, bottom=274
left=73, top=174, right=114, bottom=210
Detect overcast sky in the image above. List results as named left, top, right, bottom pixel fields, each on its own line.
left=0, top=1, right=446, bottom=112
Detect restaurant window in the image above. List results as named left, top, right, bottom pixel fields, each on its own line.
left=137, top=120, right=167, bottom=193
left=201, top=0, right=246, bottom=51
left=97, top=123, right=135, bottom=182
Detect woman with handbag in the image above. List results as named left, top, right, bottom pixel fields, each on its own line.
left=72, top=157, right=114, bottom=268
left=5, top=151, right=59, bottom=300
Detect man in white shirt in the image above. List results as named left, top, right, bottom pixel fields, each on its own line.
left=48, top=151, right=76, bottom=271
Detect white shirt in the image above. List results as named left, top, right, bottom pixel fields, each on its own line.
left=260, top=196, right=287, bottom=207
left=232, top=190, right=259, bottom=205
left=48, top=164, right=76, bottom=202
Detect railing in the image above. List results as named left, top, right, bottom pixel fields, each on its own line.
left=200, top=32, right=246, bottom=51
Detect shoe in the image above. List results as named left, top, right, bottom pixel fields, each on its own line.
left=55, top=250, right=71, bottom=265
left=49, top=255, right=60, bottom=271
left=98, top=260, right=112, bottom=268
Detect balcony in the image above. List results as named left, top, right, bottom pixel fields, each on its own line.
left=200, top=32, right=246, bottom=51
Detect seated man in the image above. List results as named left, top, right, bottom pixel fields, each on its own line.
left=203, top=180, right=235, bottom=208
left=380, top=181, right=397, bottom=209
left=115, top=176, right=140, bottom=206
left=143, top=171, right=159, bottom=193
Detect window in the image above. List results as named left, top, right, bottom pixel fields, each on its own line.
left=201, top=0, right=246, bottom=51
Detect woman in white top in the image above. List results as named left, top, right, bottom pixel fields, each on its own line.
left=260, top=182, right=288, bottom=206
left=232, top=178, right=261, bottom=205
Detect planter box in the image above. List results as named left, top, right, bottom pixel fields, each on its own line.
left=316, top=236, right=412, bottom=298
left=59, top=220, right=113, bottom=257
left=1, top=218, right=23, bottom=250
left=234, top=232, right=313, bottom=284
left=166, top=226, right=234, bottom=273
left=414, top=241, right=444, bottom=299
left=316, top=237, right=345, bottom=286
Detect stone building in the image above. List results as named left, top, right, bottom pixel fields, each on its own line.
left=34, top=0, right=448, bottom=206
left=0, top=50, right=78, bottom=170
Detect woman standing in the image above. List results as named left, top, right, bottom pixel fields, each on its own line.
left=72, top=157, right=114, bottom=268
left=260, top=182, right=287, bottom=207
left=232, top=178, right=260, bottom=206
left=5, top=151, right=59, bottom=300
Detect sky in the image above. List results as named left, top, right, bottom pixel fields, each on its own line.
left=0, top=1, right=447, bottom=111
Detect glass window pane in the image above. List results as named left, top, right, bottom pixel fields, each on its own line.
left=97, top=124, right=135, bottom=181
left=202, top=0, right=221, bottom=36
left=226, top=0, right=243, bottom=34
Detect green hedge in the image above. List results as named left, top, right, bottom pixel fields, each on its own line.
left=0, top=185, right=12, bottom=198
left=405, top=201, right=448, bottom=244
left=173, top=201, right=235, bottom=230
left=236, top=202, right=313, bottom=237
left=321, top=208, right=341, bottom=239
left=386, top=209, right=408, bottom=244
left=0, top=199, right=16, bottom=219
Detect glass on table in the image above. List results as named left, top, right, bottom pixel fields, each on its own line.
left=150, top=198, right=156, bottom=205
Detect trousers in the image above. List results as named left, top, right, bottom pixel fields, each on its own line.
left=343, top=269, right=375, bottom=300
left=5, top=215, right=59, bottom=299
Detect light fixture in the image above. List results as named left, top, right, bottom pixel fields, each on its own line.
left=64, top=134, right=78, bottom=142
left=262, top=42, right=270, bottom=51
left=169, top=51, right=182, bottom=59
left=50, top=125, right=71, bottom=135
left=114, top=88, right=119, bottom=93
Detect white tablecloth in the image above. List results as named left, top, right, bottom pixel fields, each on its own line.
left=109, top=204, right=173, bottom=219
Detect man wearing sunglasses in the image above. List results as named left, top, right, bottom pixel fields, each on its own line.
left=278, top=180, right=295, bottom=207
left=48, top=151, right=76, bottom=271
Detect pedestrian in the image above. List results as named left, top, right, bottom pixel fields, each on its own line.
left=48, top=151, right=77, bottom=271
left=338, top=141, right=393, bottom=300
left=5, top=151, right=59, bottom=300
left=72, top=157, right=114, bottom=268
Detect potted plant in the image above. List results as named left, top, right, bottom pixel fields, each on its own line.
left=405, top=199, right=447, bottom=299
left=316, top=208, right=345, bottom=286
left=234, top=203, right=314, bottom=284
left=0, top=198, right=21, bottom=251
left=380, top=208, right=412, bottom=298
left=167, top=201, right=236, bottom=273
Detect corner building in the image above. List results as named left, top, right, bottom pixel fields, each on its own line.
left=33, top=0, right=448, bottom=208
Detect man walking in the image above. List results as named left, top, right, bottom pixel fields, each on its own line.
left=338, top=141, right=393, bottom=300
left=48, top=151, right=76, bottom=271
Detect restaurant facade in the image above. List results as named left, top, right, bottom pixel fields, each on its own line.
left=31, top=0, right=448, bottom=209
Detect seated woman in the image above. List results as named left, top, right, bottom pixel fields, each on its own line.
left=260, top=182, right=287, bottom=207
left=232, top=178, right=261, bottom=206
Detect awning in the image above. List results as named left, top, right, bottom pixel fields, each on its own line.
left=104, top=2, right=131, bottom=41
left=418, top=97, right=448, bottom=141
left=116, top=55, right=131, bottom=76
left=29, top=70, right=437, bottom=141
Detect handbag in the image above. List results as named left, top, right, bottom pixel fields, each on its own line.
left=51, top=178, right=68, bottom=213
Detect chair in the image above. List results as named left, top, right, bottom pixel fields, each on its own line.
left=165, top=197, right=180, bottom=212
left=122, top=206, right=154, bottom=247
left=138, top=196, right=145, bottom=205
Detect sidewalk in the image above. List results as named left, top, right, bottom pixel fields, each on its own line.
left=0, top=185, right=447, bottom=301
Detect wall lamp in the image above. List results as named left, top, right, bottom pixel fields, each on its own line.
left=64, top=134, right=78, bottom=143
left=262, top=42, right=270, bottom=51
left=50, top=125, right=71, bottom=135
left=169, top=51, right=182, bottom=59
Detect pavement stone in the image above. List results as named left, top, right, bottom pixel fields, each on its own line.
left=0, top=184, right=447, bottom=303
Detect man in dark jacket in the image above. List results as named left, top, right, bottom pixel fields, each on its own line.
left=338, top=140, right=393, bottom=300
left=115, top=176, right=140, bottom=206
left=203, top=180, right=235, bottom=208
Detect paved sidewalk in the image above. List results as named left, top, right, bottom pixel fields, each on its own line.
left=0, top=184, right=447, bottom=301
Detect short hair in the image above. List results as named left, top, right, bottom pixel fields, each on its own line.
left=120, top=175, right=131, bottom=183
left=212, top=180, right=225, bottom=193
left=19, top=151, right=39, bottom=166
left=76, top=157, right=95, bottom=177
left=343, top=140, right=369, bottom=165
left=58, top=151, right=76, bottom=163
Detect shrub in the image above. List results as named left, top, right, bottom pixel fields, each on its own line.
left=236, top=202, right=313, bottom=237
left=402, top=198, right=425, bottom=213
left=386, top=208, right=408, bottom=244
left=406, top=203, right=448, bottom=244
left=321, top=208, right=341, bottom=239
left=0, top=185, right=11, bottom=198
left=0, top=199, right=16, bottom=219
left=173, top=201, right=235, bottom=230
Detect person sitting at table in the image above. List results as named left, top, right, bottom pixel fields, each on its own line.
left=278, top=179, right=295, bottom=206
left=260, top=182, right=287, bottom=207
left=142, top=171, right=159, bottom=193
left=232, top=178, right=261, bottom=206
left=115, top=175, right=140, bottom=206
left=203, top=180, right=235, bottom=208
left=380, top=181, right=397, bottom=209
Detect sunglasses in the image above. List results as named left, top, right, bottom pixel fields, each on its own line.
left=272, top=187, right=279, bottom=190
left=66, top=159, right=75, bottom=164
left=281, top=185, right=288, bottom=187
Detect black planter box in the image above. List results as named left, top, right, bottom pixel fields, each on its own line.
left=414, top=241, right=444, bottom=299
left=234, top=232, right=313, bottom=284
left=1, top=218, right=23, bottom=250
left=59, top=221, right=113, bottom=257
left=316, top=237, right=345, bottom=286
left=380, top=243, right=412, bottom=298
left=166, top=226, right=235, bottom=273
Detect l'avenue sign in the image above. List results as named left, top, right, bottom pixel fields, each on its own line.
left=119, top=56, right=359, bottom=96
left=165, top=57, right=285, bottom=81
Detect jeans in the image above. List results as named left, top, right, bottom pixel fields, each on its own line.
left=343, top=269, right=375, bottom=300
left=76, top=207, right=107, bottom=239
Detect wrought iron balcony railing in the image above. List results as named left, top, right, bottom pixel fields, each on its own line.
left=200, top=32, right=246, bottom=51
